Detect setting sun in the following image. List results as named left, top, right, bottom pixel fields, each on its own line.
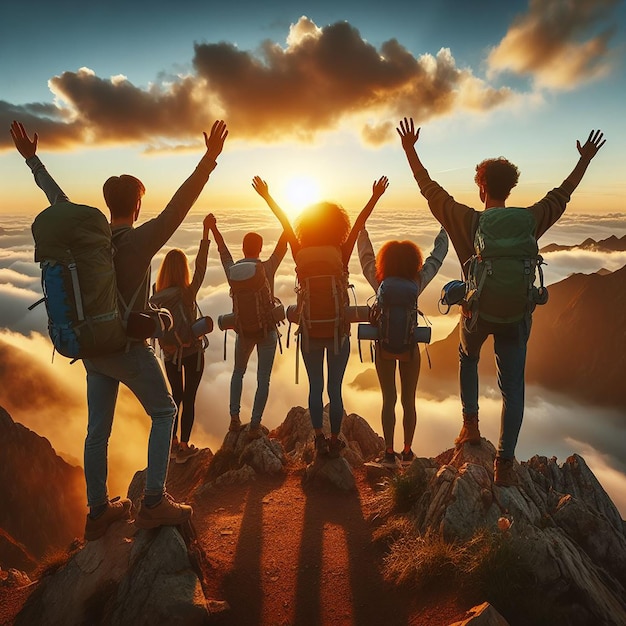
left=282, top=175, right=321, bottom=215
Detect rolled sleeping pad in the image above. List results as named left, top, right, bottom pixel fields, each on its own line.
left=191, top=315, right=214, bottom=336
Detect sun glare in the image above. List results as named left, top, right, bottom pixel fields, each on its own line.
left=283, top=176, right=321, bottom=216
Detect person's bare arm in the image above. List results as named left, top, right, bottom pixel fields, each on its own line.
left=252, top=176, right=299, bottom=254
left=561, top=130, right=606, bottom=193
left=344, top=176, right=389, bottom=258
left=206, top=213, right=233, bottom=273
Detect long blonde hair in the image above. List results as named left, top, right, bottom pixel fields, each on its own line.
left=155, top=249, right=191, bottom=301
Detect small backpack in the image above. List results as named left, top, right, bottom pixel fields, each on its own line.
left=372, top=277, right=419, bottom=361
left=293, top=246, right=350, bottom=354
left=149, top=286, right=204, bottom=364
left=466, top=208, right=546, bottom=327
left=227, top=261, right=280, bottom=338
left=29, top=202, right=128, bottom=359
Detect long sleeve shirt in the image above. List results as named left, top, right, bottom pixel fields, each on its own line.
left=26, top=154, right=217, bottom=311
left=412, top=168, right=573, bottom=276
left=357, top=226, right=449, bottom=294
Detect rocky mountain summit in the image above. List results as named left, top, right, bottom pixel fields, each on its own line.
left=0, top=406, right=85, bottom=573
left=540, top=233, right=626, bottom=253
left=2, top=404, right=625, bottom=625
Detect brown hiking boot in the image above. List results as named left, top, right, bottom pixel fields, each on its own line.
left=84, top=496, right=132, bottom=541
left=454, top=414, right=481, bottom=447
left=135, top=493, right=192, bottom=529
left=175, top=443, right=200, bottom=464
left=494, top=457, right=519, bottom=487
left=246, top=423, right=263, bottom=441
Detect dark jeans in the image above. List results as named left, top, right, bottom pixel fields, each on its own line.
left=301, top=337, right=350, bottom=434
left=165, top=351, right=205, bottom=443
left=459, top=315, right=531, bottom=459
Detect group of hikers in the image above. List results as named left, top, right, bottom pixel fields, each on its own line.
left=9, top=117, right=605, bottom=542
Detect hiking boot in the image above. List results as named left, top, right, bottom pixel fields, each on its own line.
left=229, top=416, right=243, bottom=432
left=175, top=443, right=200, bottom=464
left=494, top=457, right=519, bottom=487
left=382, top=451, right=399, bottom=468
left=327, top=437, right=346, bottom=459
left=246, top=423, right=263, bottom=441
left=454, top=414, right=481, bottom=447
left=400, top=449, right=415, bottom=465
left=84, top=496, right=132, bottom=541
left=135, top=493, right=192, bottom=529
left=314, top=433, right=329, bottom=457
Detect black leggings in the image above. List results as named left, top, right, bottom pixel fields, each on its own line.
left=164, top=351, right=204, bottom=443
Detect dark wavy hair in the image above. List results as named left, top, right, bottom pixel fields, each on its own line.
left=294, top=202, right=351, bottom=248
left=474, top=158, right=520, bottom=201
left=375, top=240, right=423, bottom=284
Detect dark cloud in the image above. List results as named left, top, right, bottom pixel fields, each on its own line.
left=488, top=0, right=618, bottom=88
left=1, top=17, right=515, bottom=151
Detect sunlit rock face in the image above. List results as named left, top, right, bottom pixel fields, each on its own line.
left=0, top=406, right=85, bottom=572
left=406, top=440, right=626, bottom=626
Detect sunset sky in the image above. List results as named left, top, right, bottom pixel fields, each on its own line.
left=1, top=0, right=625, bottom=216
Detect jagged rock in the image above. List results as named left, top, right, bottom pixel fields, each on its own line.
left=302, top=456, right=356, bottom=492
left=197, top=465, right=257, bottom=495
left=0, top=529, right=37, bottom=574
left=400, top=439, right=626, bottom=625
left=0, top=568, right=31, bottom=588
left=0, top=406, right=85, bottom=569
left=270, top=405, right=384, bottom=467
left=128, top=448, right=214, bottom=508
left=15, top=518, right=210, bottom=626
left=448, top=601, right=510, bottom=625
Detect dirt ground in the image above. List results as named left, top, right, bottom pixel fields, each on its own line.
left=1, top=463, right=473, bottom=626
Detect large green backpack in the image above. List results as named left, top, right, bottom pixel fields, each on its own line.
left=466, top=207, right=546, bottom=325
left=30, top=202, right=128, bottom=358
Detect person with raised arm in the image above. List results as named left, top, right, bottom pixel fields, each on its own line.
left=253, top=175, right=389, bottom=458
left=396, top=117, right=605, bottom=486
left=11, top=119, right=228, bottom=537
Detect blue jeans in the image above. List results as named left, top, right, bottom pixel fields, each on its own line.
left=301, top=337, right=350, bottom=434
left=230, top=330, right=278, bottom=425
left=83, top=343, right=176, bottom=508
left=459, top=316, right=531, bottom=459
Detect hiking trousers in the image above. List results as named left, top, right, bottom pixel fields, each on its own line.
left=301, top=336, right=350, bottom=434
left=459, top=316, right=531, bottom=459
left=375, top=348, right=421, bottom=450
left=165, top=351, right=205, bottom=443
left=83, top=343, right=176, bottom=508
left=230, top=329, right=278, bottom=424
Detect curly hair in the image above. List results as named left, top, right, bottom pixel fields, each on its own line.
left=294, top=202, right=351, bottom=248
left=474, top=158, right=520, bottom=201
left=375, top=240, right=423, bottom=284
left=155, top=249, right=192, bottom=302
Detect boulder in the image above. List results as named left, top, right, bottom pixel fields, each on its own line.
left=14, top=519, right=213, bottom=626
left=302, top=456, right=356, bottom=492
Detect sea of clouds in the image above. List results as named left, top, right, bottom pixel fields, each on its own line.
left=1, top=207, right=625, bottom=514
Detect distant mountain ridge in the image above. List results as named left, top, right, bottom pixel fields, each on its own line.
left=0, top=407, right=85, bottom=573
left=541, top=233, right=626, bottom=253
left=407, top=263, right=626, bottom=408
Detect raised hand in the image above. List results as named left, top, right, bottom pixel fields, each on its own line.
left=10, top=120, right=38, bottom=159
left=577, top=130, right=605, bottom=162
left=396, top=117, right=420, bottom=151
left=252, top=176, right=270, bottom=199
left=372, top=176, right=389, bottom=199
left=204, top=120, right=228, bottom=161
left=203, top=213, right=216, bottom=230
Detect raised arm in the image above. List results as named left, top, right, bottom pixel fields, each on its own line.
left=561, top=130, right=606, bottom=193
left=188, top=214, right=213, bottom=296
left=397, top=117, right=428, bottom=179
left=10, top=120, right=69, bottom=205
left=206, top=213, right=233, bottom=274
left=344, top=176, right=389, bottom=258
left=252, top=176, right=299, bottom=254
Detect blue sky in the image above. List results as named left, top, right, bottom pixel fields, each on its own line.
left=1, top=0, right=624, bottom=215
